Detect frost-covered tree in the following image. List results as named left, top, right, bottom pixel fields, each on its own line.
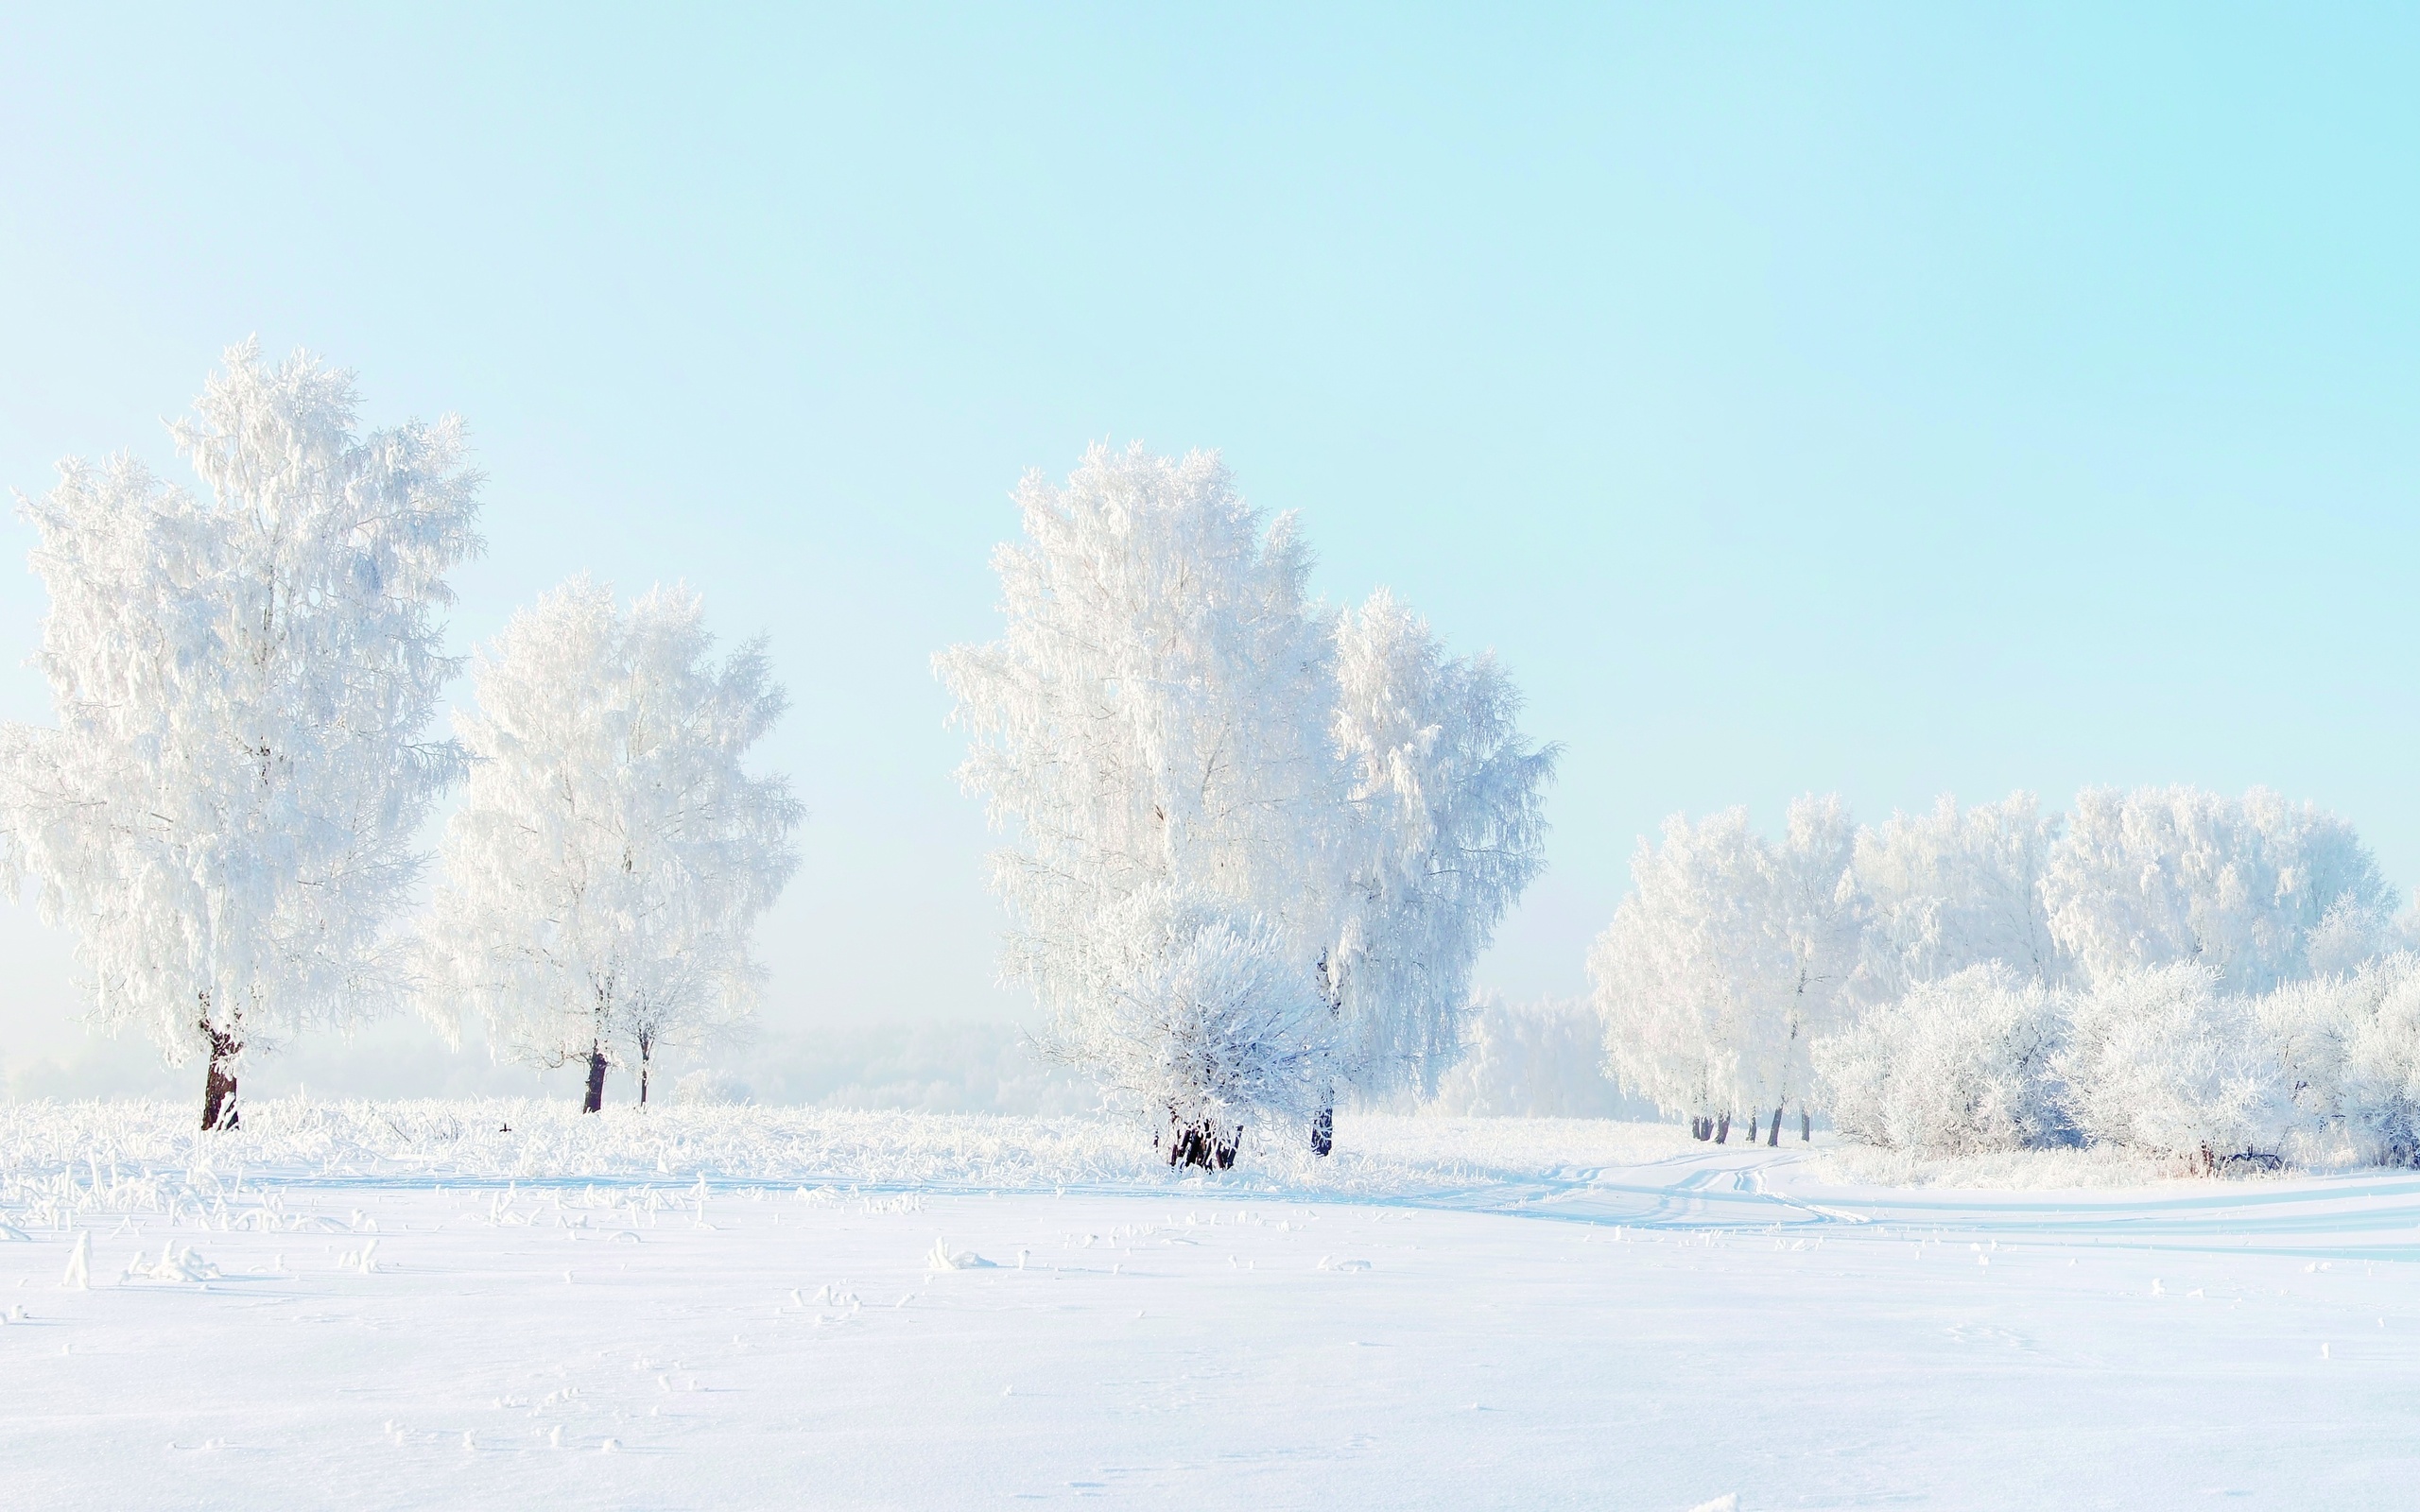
left=1324, top=590, right=1556, bottom=1114
left=939, top=445, right=1552, bottom=1164
left=1855, top=792, right=2065, bottom=1004
left=2042, top=786, right=2395, bottom=993
left=428, top=577, right=801, bottom=1111
left=1814, top=964, right=2067, bottom=1156
left=1590, top=796, right=1862, bottom=1144
left=0, top=343, right=480, bottom=1129
left=937, top=444, right=1347, bottom=1162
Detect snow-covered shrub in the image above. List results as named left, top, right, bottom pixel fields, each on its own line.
left=1422, top=995, right=1642, bottom=1118
left=2259, top=953, right=2420, bottom=1165
left=1043, top=890, right=1335, bottom=1166
left=1814, top=965, right=2066, bottom=1156
left=2052, top=964, right=2296, bottom=1166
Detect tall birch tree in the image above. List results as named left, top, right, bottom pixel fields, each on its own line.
left=0, top=343, right=480, bottom=1128
left=427, top=577, right=801, bottom=1110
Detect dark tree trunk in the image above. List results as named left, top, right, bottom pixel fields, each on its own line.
left=1715, top=1112, right=1730, bottom=1143
left=1767, top=1105, right=1782, bottom=1147
left=1167, top=1118, right=1240, bottom=1170
left=640, top=1054, right=650, bottom=1107
left=200, top=1027, right=241, bottom=1131
left=583, top=1046, right=609, bottom=1114
left=1310, top=1104, right=1333, bottom=1158
left=1801, top=1110, right=1811, bottom=1143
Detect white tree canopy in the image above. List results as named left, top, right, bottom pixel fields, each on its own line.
left=0, top=342, right=480, bottom=1122
left=1326, top=590, right=1556, bottom=1098
left=1854, top=791, right=2066, bottom=1005
left=2042, top=785, right=2396, bottom=992
left=427, top=576, right=801, bottom=1106
left=1590, top=796, right=1862, bottom=1127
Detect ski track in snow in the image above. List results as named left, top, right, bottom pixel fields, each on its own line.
left=6, top=1107, right=2420, bottom=1508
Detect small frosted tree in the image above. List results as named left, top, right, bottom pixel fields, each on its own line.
left=428, top=577, right=801, bottom=1110
left=1322, top=590, right=1557, bottom=1134
left=1591, top=796, right=1862, bottom=1144
left=1075, top=887, right=1336, bottom=1166
left=0, top=343, right=480, bottom=1128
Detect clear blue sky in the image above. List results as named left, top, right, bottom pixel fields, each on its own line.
left=4, top=6, right=2418, bottom=1089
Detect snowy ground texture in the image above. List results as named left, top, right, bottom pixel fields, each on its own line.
left=6, top=1104, right=2419, bottom=1509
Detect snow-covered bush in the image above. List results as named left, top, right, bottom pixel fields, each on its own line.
left=2258, top=953, right=2420, bottom=1165
left=1814, top=965, right=2067, bottom=1156
left=1043, top=890, right=1335, bottom=1167
left=2052, top=964, right=2297, bottom=1167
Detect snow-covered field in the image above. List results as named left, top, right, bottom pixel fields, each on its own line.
left=6, top=1104, right=2419, bottom=1509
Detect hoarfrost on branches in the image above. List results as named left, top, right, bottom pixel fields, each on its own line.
left=938, top=444, right=1550, bottom=1160
left=1814, top=964, right=2067, bottom=1156
left=1855, top=793, right=2065, bottom=1004
left=427, top=576, right=801, bottom=1111
left=1325, top=590, right=1556, bottom=1101
left=0, top=342, right=480, bottom=1128
left=2042, top=785, right=2396, bottom=992
left=2051, top=964, right=2297, bottom=1168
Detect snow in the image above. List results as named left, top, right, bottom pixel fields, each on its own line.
left=6, top=1104, right=2420, bottom=1507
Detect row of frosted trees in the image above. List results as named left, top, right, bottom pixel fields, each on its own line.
left=0, top=346, right=801, bottom=1126
left=1589, top=788, right=2417, bottom=1168
left=0, top=354, right=1554, bottom=1156
left=22, top=348, right=2395, bottom=1173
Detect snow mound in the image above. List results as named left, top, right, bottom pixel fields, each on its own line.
left=926, top=1238, right=995, bottom=1271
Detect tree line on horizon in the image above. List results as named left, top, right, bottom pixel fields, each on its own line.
left=1593, top=786, right=2420, bottom=1170
left=7, top=345, right=2403, bottom=1177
